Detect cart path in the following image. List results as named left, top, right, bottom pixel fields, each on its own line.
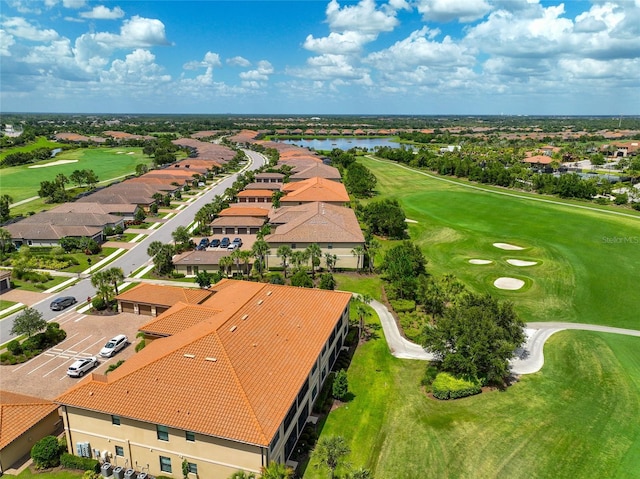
left=370, top=299, right=640, bottom=375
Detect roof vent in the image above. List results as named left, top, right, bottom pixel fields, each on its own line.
left=257, top=299, right=264, bottom=305
left=205, top=357, right=217, bottom=362
left=266, top=291, right=272, bottom=296
left=183, top=354, right=195, bottom=358
left=230, top=325, right=237, bottom=332
left=241, top=314, right=248, bottom=320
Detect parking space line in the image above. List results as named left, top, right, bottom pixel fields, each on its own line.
left=10, top=332, right=79, bottom=372
left=74, top=315, right=87, bottom=323
left=45, top=336, right=106, bottom=378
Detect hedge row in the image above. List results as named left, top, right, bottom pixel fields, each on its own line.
left=60, top=453, right=100, bottom=473
left=432, top=372, right=481, bottom=400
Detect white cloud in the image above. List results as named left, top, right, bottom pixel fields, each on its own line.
left=100, top=48, right=170, bottom=84
left=2, top=17, right=59, bottom=42
left=303, top=30, right=375, bottom=54
left=292, top=53, right=372, bottom=83
left=239, top=60, right=274, bottom=82
left=63, top=0, right=86, bottom=8
left=227, top=56, right=251, bottom=67
left=415, top=0, right=492, bottom=23
left=0, top=30, right=16, bottom=56
left=80, top=6, right=125, bottom=20
left=326, top=0, right=399, bottom=34
left=183, top=51, right=222, bottom=70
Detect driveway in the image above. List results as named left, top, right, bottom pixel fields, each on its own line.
left=0, top=309, right=150, bottom=399
left=370, top=299, right=640, bottom=375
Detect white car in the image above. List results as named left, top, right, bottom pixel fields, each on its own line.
left=99, top=334, right=128, bottom=358
left=67, top=356, right=98, bottom=377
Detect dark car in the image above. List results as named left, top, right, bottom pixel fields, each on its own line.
left=220, top=237, right=230, bottom=248
left=197, top=238, right=210, bottom=250
left=210, top=238, right=220, bottom=248
left=232, top=237, right=243, bottom=247
left=50, top=296, right=77, bottom=311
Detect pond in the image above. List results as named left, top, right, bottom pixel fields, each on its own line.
left=279, top=137, right=403, bottom=151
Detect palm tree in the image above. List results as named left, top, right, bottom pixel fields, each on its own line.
left=104, top=267, right=125, bottom=296
left=365, top=238, right=381, bottom=272
left=354, top=294, right=372, bottom=340
left=290, top=250, right=309, bottom=271
left=239, top=250, right=253, bottom=279
left=251, top=239, right=270, bottom=278
left=231, top=248, right=243, bottom=277
left=90, top=271, right=113, bottom=303
left=324, top=253, right=338, bottom=272
left=219, top=255, right=234, bottom=278
left=306, top=243, right=322, bottom=278
left=346, top=468, right=372, bottom=479
left=147, top=240, right=164, bottom=258
left=172, top=225, right=191, bottom=248
left=260, top=461, right=294, bottom=479
left=277, top=245, right=292, bottom=278
left=351, top=245, right=365, bottom=272
left=227, top=471, right=256, bottom=479
left=0, top=227, right=11, bottom=260
left=313, top=436, right=350, bottom=479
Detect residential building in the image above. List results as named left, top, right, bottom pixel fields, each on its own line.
left=280, top=177, right=350, bottom=206
left=57, top=280, right=351, bottom=477
left=115, top=283, right=212, bottom=316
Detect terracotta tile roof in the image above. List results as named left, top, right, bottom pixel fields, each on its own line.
left=244, top=182, right=282, bottom=190
left=115, top=283, right=213, bottom=306
left=281, top=177, right=350, bottom=204
left=218, top=206, right=270, bottom=217
left=172, top=249, right=233, bottom=266
left=210, top=216, right=266, bottom=227
left=0, top=391, right=58, bottom=449
left=290, top=163, right=341, bottom=181
left=56, top=280, right=351, bottom=447
left=49, top=202, right=138, bottom=215
left=6, top=222, right=102, bottom=241
left=523, top=155, right=554, bottom=165
left=266, top=202, right=364, bottom=244
left=237, top=190, right=274, bottom=198
left=139, top=302, right=224, bottom=337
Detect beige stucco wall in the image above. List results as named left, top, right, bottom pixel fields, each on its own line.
left=62, top=406, right=266, bottom=477
left=266, top=242, right=363, bottom=270
left=0, top=409, right=61, bottom=473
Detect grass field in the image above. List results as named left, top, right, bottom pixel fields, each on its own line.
left=303, top=308, right=640, bottom=479
left=0, top=136, right=61, bottom=161
left=359, top=156, right=640, bottom=329
left=1, top=146, right=153, bottom=204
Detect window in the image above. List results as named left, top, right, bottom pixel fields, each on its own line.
left=327, top=244, right=333, bottom=249
left=312, top=361, right=318, bottom=376
left=284, top=403, right=297, bottom=433
left=111, top=415, right=121, bottom=426
left=270, top=429, right=281, bottom=453
left=187, top=463, right=198, bottom=474
left=291, top=243, right=296, bottom=249
left=156, top=425, right=169, bottom=441
left=312, top=385, right=318, bottom=400
left=115, top=446, right=124, bottom=457
left=185, top=431, right=195, bottom=442
left=159, top=456, right=172, bottom=473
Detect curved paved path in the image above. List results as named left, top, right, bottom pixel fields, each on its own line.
left=370, top=300, right=640, bottom=375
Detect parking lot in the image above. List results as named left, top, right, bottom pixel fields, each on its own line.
left=0, top=309, right=149, bottom=400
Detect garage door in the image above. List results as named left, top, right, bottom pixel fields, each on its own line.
left=237, top=227, right=247, bottom=234
left=138, top=304, right=152, bottom=316
left=156, top=306, right=169, bottom=316
left=120, top=302, right=135, bottom=314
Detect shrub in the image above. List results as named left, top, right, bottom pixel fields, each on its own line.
left=332, top=369, right=349, bottom=400
left=0, top=352, right=11, bottom=362
left=91, top=297, right=106, bottom=310
left=31, top=435, right=61, bottom=469
left=135, top=339, right=146, bottom=352
left=171, top=271, right=185, bottom=279
left=398, top=310, right=429, bottom=343
left=431, top=372, right=481, bottom=400
left=7, top=339, right=22, bottom=355
left=106, top=360, right=125, bottom=374
left=390, top=298, right=416, bottom=313
left=268, top=272, right=285, bottom=285
left=420, top=363, right=440, bottom=389
left=60, top=453, right=100, bottom=472
left=633, top=203, right=640, bottom=211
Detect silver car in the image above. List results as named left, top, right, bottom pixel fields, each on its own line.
left=99, top=334, right=128, bottom=358
left=67, top=356, right=98, bottom=377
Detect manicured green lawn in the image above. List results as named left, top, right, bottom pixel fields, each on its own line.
left=1, top=147, right=153, bottom=203
left=334, top=273, right=384, bottom=301
left=3, top=468, right=83, bottom=479
left=0, top=299, right=17, bottom=310
left=303, top=311, right=640, bottom=479
left=11, top=275, right=70, bottom=293
left=0, top=136, right=61, bottom=161
left=360, top=157, right=640, bottom=329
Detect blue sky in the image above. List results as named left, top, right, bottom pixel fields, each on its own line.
left=1, top=0, right=639, bottom=115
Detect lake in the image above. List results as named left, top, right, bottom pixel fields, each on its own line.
left=279, top=137, right=402, bottom=151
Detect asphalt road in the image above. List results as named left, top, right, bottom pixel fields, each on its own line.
left=0, top=149, right=265, bottom=343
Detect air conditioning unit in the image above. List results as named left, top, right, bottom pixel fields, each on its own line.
left=113, top=466, right=125, bottom=479
left=124, top=469, right=137, bottom=479
left=101, top=463, right=113, bottom=477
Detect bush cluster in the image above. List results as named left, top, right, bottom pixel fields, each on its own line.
left=60, top=453, right=100, bottom=472
left=1, top=323, right=66, bottom=365
left=31, top=436, right=61, bottom=469
left=431, top=372, right=481, bottom=400
left=390, top=298, right=416, bottom=313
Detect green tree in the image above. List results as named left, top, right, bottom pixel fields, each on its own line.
left=277, top=245, right=292, bottom=278
left=11, top=307, right=47, bottom=337
left=272, top=190, right=284, bottom=208
left=260, top=461, right=294, bottom=479
left=306, top=243, right=322, bottom=278
left=104, top=267, right=125, bottom=296
left=332, top=369, right=349, bottom=400
left=135, top=163, right=149, bottom=176
left=346, top=468, right=373, bottom=479
left=219, top=255, right=234, bottom=277
left=195, top=270, right=213, bottom=288
left=314, top=436, right=351, bottom=479
left=366, top=237, right=381, bottom=272
left=0, top=194, right=12, bottom=222
left=351, top=245, right=365, bottom=272
left=30, top=435, right=61, bottom=469
left=252, top=239, right=270, bottom=278
left=353, top=295, right=372, bottom=340
left=381, top=241, right=427, bottom=299
left=228, top=471, right=256, bottom=479
left=91, top=270, right=117, bottom=303
left=344, top=162, right=377, bottom=197
left=0, top=227, right=12, bottom=259
left=172, top=225, right=191, bottom=247
left=319, top=272, right=336, bottom=290
left=134, top=208, right=147, bottom=222
left=147, top=242, right=174, bottom=276
left=291, top=269, right=313, bottom=288
left=423, top=293, right=526, bottom=383
left=324, top=253, right=338, bottom=272
left=360, top=199, right=407, bottom=239
left=290, top=250, right=310, bottom=271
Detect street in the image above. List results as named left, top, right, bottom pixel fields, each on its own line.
left=0, top=149, right=266, bottom=343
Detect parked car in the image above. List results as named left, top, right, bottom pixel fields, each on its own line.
left=227, top=243, right=238, bottom=251
left=197, top=238, right=210, bottom=250
left=50, top=296, right=77, bottom=311
left=210, top=238, right=220, bottom=248
left=232, top=237, right=243, bottom=247
left=99, top=334, right=128, bottom=358
left=67, top=356, right=98, bottom=377
left=220, top=237, right=230, bottom=247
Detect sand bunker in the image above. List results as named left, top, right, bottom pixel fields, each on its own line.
left=494, top=277, right=525, bottom=290
left=469, top=259, right=493, bottom=265
left=128, top=152, right=135, bottom=155
left=493, top=242, right=524, bottom=250
left=29, top=159, right=78, bottom=168
left=507, top=259, right=538, bottom=267
left=405, top=218, right=418, bottom=224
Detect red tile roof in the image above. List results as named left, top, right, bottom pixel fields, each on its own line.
left=115, top=283, right=212, bottom=306
left=0, top=391, right=58, bottom=449
left=282, top=177, right=350, bottom=203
